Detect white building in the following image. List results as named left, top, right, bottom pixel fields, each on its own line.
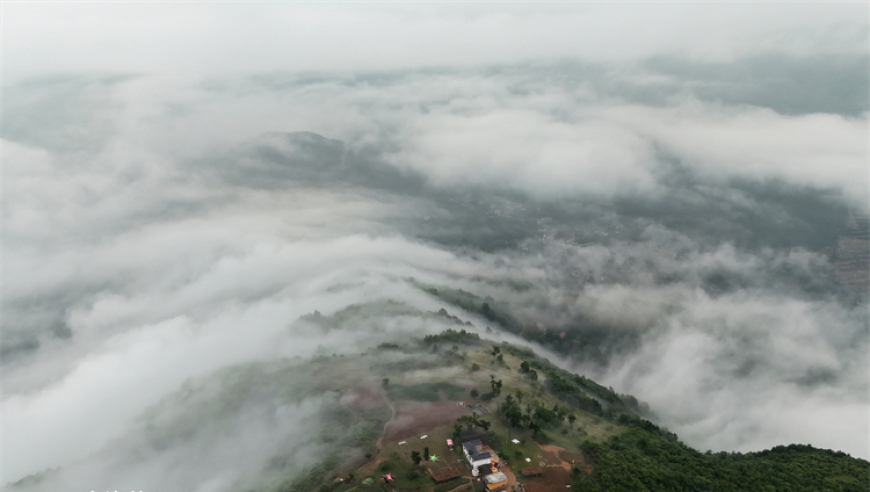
left=462, top=439, right=495, bottom=469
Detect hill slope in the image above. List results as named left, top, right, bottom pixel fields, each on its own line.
left=269, top=327, right=869, bottom=492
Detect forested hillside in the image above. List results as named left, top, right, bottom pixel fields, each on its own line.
left=574, top=430, right=868, bottom=492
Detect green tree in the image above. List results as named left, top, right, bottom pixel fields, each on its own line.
left=520, top=361, right=530, bottom=373
left=568, top=414, right=576, bottom=427
left=490, top=376, right=502, bottom=393
left=410, top=451, right=422, bottom=466
left=482, top=302, right=495, bottom=320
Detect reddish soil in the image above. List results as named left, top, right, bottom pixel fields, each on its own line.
left=383, top=400, right=468, bottom=442
left=523, top=466, right=571, bottom=492
left=501, top=464, right=518, bottom=487
left=539, top=450, right=561, bottom=467
left=430, top=464, right=464, bottom=482
left=536, top=443, right=586, bottom=471
left=536, top=443, right=565, bottom=461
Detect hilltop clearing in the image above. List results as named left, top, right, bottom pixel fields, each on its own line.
left=268, top=328, right=868, bottom=492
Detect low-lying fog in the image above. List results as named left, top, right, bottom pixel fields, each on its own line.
left=3, top=3, right=868, bottom=490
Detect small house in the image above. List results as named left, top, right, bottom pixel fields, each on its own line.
left=462, top=440, right=496, bottom=469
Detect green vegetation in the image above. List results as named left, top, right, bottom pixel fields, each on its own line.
left=573, top=429, right=869, bottom=492
left=415, top=282, right=639, bottom=365
left=433, top=477, right=470, bottom=492
left=504, top=344, right=649, bottom=424
left=373, top=357, right=452, bottom=374
left=273, top=453, right=341, bottom=492
left=422, top=328, right=480, bottom=345
left=492, top=436, right=542, bottom=470
left=387, top=382, right=467, bottom=402
left=247, top=330, right=868, bottom=492
left=368, top=452, right=435, bottom=491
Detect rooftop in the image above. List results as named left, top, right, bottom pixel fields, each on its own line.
left=462, top=439, right=483, bottom=451
left=484, top=471, right=508, bottom=484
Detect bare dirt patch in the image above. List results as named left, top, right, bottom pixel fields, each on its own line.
left=383, top=400, right=469, bottom=442
left=537, top=443, right=585, bottom=471
left=499, top=464, right=518, bottom=487
left=537, top=444, right=565, bottom=455
left=531, top=449, right=561, bottom=467
left=430, top=464, right=464, bottom=482
left=523, top=466, right=571, bottom=492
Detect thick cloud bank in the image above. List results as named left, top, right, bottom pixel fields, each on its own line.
left=3, top=3, right=868, bottom=490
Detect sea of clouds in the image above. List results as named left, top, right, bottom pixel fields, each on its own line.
left=3, top=3, right=868, bottom=490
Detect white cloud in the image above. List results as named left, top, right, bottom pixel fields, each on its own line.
left=604, top=103, right=869, bottom=203
left=2, top=3, right=867, bottom=487
left=586, top=287, right=869, bottom=458
left=388, top=106, right=657, bottom=197
left=4, top=3, right=865, bottom=82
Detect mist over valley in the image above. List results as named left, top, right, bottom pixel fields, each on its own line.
left=3, top=4, right=869, bottom=491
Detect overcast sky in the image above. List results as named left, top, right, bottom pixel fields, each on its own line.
left=5, top=2, right=867, bottom=79
left=3, top=3, right=869, bottom=490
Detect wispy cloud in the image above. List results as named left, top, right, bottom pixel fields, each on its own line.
left=3, top=3, right=867, bottom=489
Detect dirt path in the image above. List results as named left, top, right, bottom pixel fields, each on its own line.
left=502, top=465, right=519, bottom=487
left=375, top=386, right=398, bottom=452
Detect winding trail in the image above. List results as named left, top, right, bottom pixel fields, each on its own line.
left=375, top=385, right=398, bottom=453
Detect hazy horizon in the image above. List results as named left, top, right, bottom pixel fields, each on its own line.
left=3, top=3, right=868, bottom=490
